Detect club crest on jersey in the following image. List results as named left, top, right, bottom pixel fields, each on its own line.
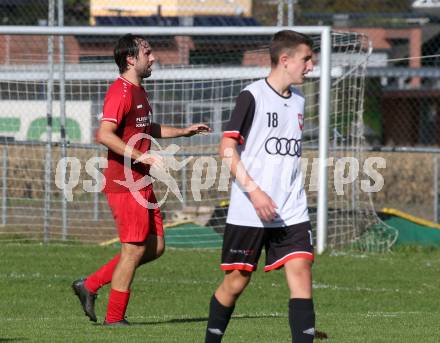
left=298, top=113, right=304, bottom=130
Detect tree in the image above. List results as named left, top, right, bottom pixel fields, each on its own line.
left=64, top=0, right=90, bottom=25
left=0, top=0, right=89, bottom=26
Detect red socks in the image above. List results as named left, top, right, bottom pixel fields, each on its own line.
left=84, top=254, right=121, bottom=294
left=83, top=254, right=132, bottom=322
left=105, top=288, right=131, bottom=323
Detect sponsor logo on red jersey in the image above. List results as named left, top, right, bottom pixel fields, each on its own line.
left=298, top=113, right=304, bottom=130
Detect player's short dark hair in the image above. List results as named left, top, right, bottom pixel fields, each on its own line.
left=113, top=34, right=146, bottom=74
left=269, top=30, right=314, bottom=66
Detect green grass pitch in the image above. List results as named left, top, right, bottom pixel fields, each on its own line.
left=0, top=243, right=440, bottom=342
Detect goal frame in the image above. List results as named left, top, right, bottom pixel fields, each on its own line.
left=0, top=25, right=332, bottom=254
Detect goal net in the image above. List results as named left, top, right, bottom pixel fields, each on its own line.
left=0, top=27, right=396, bottom=251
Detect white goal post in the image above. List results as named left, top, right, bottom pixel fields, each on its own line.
left=0, top=25, right=392, bottom=252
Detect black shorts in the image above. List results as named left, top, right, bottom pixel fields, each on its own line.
left=220, top=221, right=314, bottom=272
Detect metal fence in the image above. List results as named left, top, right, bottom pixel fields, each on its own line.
left=1, top=0, right=440, bottom=239
left=2, top=0, right=439, bottom=146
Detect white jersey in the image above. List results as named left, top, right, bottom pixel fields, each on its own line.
left=223, top=79, right=309, bottom=228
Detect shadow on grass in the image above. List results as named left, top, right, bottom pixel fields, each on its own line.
left=90, top=316, right=329, bottom=339
left=130, top=313, right=283, bottom=326
left=0, top=339, right=29, bottom=342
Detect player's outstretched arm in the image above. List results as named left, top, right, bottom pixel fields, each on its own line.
left=150, top=122, right=211, bottom=138
left=96, top=121, right=163, bottom=167
left=220, top=136, right=278, bottom=222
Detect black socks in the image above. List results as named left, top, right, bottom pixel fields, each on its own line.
left=205, top=296, right=315, bottom=342
left=205, top=295, right=235, bottom=343
left=289, top=298, right=315, bottom=343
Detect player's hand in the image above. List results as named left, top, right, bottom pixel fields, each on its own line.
left=134, top=151, right=165, bottom=169
left=183, top=123, right=212, bottom=137
left=249, top=188, right=278, bottom=222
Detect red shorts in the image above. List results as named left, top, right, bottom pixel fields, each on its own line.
left=106, top=189, right=164, bottom=243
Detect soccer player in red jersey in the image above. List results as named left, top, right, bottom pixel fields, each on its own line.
left=72, top=34, right=210, bottom=325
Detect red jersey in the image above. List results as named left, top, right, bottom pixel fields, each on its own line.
left=101, top=76, right=153, bottom=193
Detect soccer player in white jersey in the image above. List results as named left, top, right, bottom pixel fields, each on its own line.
left=205, top=30, right=316, bottom=343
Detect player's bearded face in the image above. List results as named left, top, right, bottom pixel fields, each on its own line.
left=141, top=65, right=152, bottom=78
left=136, top=40, right=155, bottom=79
